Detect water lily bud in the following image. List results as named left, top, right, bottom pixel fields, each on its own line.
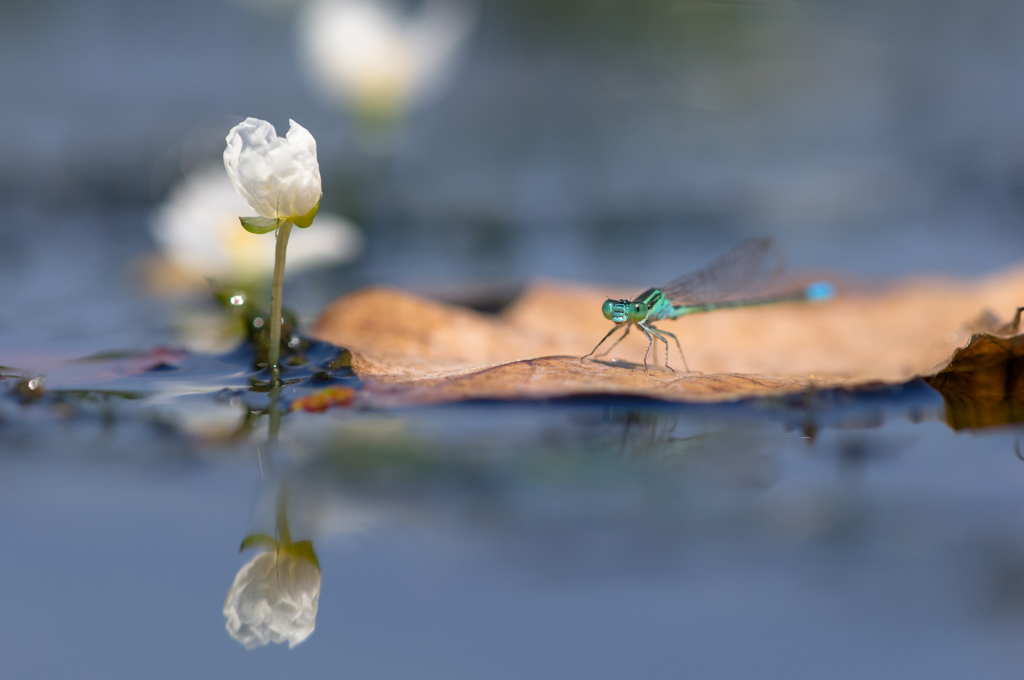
left=150, top=164, right=362, bottom=285
left=223, top=118, right=322, bottom=225
left=223, top=549, right=321, bottom=649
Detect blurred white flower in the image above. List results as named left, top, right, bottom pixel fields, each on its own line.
left=223, top=118, right=322, bottom=224
left=299, top=0, right=476, bottom=120
left=150, top=164, right=362, bottom=283
left=223, top=547, right=321, bottom=649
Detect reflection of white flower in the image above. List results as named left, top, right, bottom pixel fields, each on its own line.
left=224, top=118, right=322, bottom=222
left=223, top=548, right=321, bottom=649
left=151, top=165, right=362, bottom=282
left=299, top=0, right=475, bottom=119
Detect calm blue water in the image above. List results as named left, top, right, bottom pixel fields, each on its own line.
left=4, top=362, right=1024, bottom=678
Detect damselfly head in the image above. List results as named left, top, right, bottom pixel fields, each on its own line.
left=602, top=298, right=637, bottom=323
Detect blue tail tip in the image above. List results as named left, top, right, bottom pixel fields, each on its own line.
left=805, top=280, right=835, bottom=301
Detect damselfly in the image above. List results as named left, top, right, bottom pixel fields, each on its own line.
left=582, top=239, right=833, bottom=372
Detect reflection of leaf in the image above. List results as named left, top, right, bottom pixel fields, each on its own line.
left=282, top=540, right=320, bottom=572
left=239, top=533, right=279, bottom=553
left=290, top=386, right=356, bottom=412
left=310, top=265, right=1024, bottom=406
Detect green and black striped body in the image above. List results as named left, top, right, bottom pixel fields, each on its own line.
left=604, top=287, right=810, bottom=325
left=668, top=288, right=816, bottom=319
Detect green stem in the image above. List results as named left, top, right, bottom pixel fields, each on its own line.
left=268, top=221, right=294, bottom=385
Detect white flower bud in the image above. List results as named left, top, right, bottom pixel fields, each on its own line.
left=223, top=549, right=321, bottom=649
left=223, top=118, right=322, bottom=223
left=151, top=164, right=362, bottom=283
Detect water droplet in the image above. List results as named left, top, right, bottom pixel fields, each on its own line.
left=253, top=318, right=264, bottom=328
left=27, top=377, right=41, bottom=390
left=230, top=295, right=245, bottom=306
left=288, top=336, right=299, bottom=348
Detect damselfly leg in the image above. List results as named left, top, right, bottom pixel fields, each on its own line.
left=594, top=325, right=632, bottom=358
left=582, top=324, right=627, bottom=362
left=647, top=325, right=690, bottom=373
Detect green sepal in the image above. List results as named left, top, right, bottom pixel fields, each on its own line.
left=292, top=199, right=320, bottom=229
left=239, top=533, right=279, bottom=553
left=281, top=540, right=321, bottom=572
left=239, top=216, right=284, bottom=234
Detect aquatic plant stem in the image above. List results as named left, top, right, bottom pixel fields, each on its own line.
left=276, top=485, right=292, bottom=546
left=268, top=384, right=282, bottom=445
left=269, top=221, right=293, bottom=385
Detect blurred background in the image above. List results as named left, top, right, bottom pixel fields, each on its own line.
left=4, top=0, right=1024, bottom=352
left=6, top=2, right=1024, bottom=677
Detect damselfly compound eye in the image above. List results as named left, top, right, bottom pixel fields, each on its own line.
left=627, top=302, right=648, bottom=323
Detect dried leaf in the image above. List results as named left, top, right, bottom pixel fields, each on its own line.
left=925, top=330, right=1024, bottom=430
left=310, top=266, right=1024, bottom=405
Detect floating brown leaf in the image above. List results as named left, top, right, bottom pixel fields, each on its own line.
left=925, top=326, right=1024, bottom=430
left=310, top=266, right=1024, bottom=406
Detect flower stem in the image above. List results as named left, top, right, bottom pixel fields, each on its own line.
left=268, top=384, right=282, bottom=444
left=268, top=221, right=293, bottom=385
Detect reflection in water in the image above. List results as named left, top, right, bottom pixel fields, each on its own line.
left=235, top=405, right=931, bottom=583
left=224, top=487, right=321, bottom=649
left=223, top=549, right=321, bottom=649
left=219, top=410, right=796, bottom=587
left=610, top=408, right=783, bottom=488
